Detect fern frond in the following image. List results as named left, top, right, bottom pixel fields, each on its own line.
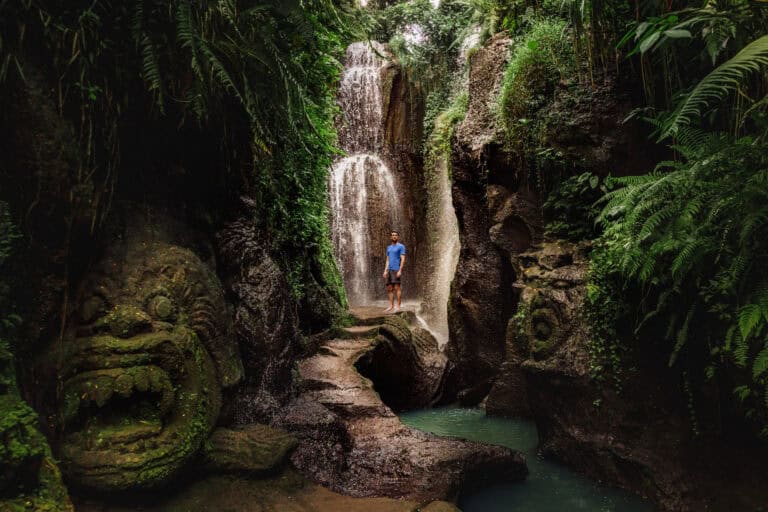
left=662, top=35, right=768, bottom=139
left=670, top=304, right=696, bottom=366
left=753, top=343, right=768, bottom=380
left=671, top=236, right=709, bottom=281
left=739, top=303, right=763, bottom=340
left=733, top=328, right=749, bottom=367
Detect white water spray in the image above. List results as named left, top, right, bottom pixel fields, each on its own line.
left=330, top=43, right=402, bottom=306
left=417, top=156, right=460, bottom=348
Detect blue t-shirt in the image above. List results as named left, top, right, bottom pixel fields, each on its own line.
left=386, top=242, right=406, bottom=271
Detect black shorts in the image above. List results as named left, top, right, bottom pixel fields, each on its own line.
left=386, top=270, right=401, bottom=286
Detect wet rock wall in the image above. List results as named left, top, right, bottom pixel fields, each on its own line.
left=442, top=28, right=768, bottom=512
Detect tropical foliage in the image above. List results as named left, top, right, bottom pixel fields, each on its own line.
left=0, top=202, right=20, bottom=346
left=586, top=0, right=768, bottom=434
left=497, top=17, right=576, bottom=144
left=0, top=0, right=355, bottom=302
left=543, top=172, right=606, bottom=241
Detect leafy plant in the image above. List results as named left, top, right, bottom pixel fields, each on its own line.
left=592, top=132, right=768, bottom=433
left=497, top=17, right=576, bottom=142
left=373, top=0, right=475, bottom=90
left=618, top=0, right=768, bottom=137
left=659, top=34, right=768, bottom=139
left=544, top=172, right=608, bottom=241
left=424, top=91, right=469, bottom=173
left=0, top=1, right=354, bottom=305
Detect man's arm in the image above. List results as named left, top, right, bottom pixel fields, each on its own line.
left=397, top=254, right=406, bottom=277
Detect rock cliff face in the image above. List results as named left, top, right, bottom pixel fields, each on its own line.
left=444, top=33, right=660, bottom=404
left=218, top=218, right=303, bottom=423
left=439, top=29, right=768, bottom=511
left=444, top=34, right=518, bottom=401
left=437, top=29, right=768, bottom=509
left=355, top=315, right=447, bottom=410
left=497, top=241, right=768, bottom=511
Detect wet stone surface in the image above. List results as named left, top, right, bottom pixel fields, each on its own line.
left=278, top=311, right=528, bottom=503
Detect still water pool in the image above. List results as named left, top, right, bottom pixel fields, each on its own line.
left=400, top=408, right=654, bottom=512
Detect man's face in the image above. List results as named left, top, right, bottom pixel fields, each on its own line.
left=391, top=232, right=398, bottom=243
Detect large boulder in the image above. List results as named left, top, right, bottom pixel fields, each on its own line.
left=272, top=397, right=352, bottom=486
left=218, top=218, right=302, bottom=422
left=201, top=425, right=298, bottom=475
left=355, top=315, right=447, bottom=410
left=444, top=34, right=517, bottom=400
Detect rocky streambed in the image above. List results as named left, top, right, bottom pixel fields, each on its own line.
left=277, top=307, right=528, bottom=503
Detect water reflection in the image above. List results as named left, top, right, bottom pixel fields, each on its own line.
left=400, top=408, right=654, bottom=512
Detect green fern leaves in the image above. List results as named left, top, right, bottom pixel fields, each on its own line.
left=739, top=303, right=763, bottom=341
left=594, top=135, right=768, bottom=428
left=662, top=35, right=768, bottom=139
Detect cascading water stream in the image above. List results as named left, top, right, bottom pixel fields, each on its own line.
left=330, top=38, right=461, bottom=347
left=417, top=156, right=460, bottom=348
left=330, top=42, right=402, bottom=306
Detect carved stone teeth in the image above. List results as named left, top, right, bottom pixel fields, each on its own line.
left=64, top=366, right=177, bottom=428
left=115, top=373, right=134, bottom=398
left=134, top=368, right=151, bottom=392
left=93, top=375, right=115, bottom=407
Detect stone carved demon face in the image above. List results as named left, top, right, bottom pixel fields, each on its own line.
left=55, top=239, right=242, bottom=491
left=514, top=242, right=589, bottom=361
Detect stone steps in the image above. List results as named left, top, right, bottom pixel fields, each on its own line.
left=339, top=325, right=381, bottom=339
left=349, top=306, right=417, bottom=327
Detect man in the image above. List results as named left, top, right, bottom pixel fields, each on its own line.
left=383, top=231, right=406, bottom=313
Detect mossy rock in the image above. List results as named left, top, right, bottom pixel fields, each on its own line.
left=0, top=342, right=73, bottom=512
left=202, top=425, right=298, bottom=475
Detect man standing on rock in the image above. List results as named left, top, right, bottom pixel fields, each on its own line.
left=383, top=231, right=406, bottom=313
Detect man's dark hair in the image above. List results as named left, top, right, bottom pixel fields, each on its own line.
left=391, top=231, right=399, bottom=235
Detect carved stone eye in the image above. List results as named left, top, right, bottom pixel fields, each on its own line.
left=80, top=296, right=105, bottom=323
left=148, top=295, right=174, bottom=320
left=534, top=321, right=551, bottom=340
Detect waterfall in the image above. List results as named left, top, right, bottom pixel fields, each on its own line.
left=329, top=40, right=459, bottom=349
left=336, top=42, right=386, bottom=154
left=418, top=156, right=459, bottom=348
left=330, top=42, right=402, bottom=306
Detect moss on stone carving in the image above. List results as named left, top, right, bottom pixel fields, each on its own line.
left=44, top=229, right=243, bottom=492
left=511, top=242, right=590, bottom=366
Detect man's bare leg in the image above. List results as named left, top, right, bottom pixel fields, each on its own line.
left=385, top=284, right=394, bottom=312
left=395, top=284, right=402, bottom=312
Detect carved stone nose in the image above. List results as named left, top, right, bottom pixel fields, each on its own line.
left=106, top=305, right=152, bottom=338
